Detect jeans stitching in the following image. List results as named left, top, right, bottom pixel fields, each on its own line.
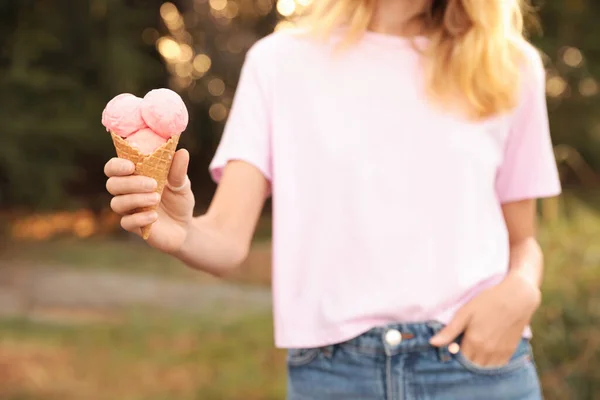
left=454, top=351, right=532, bottom=376
left=386, top=355, right=394, bottom=400
left=341, top=343, right=433, bottom=357
left=287, top=348, right=321, bottom=367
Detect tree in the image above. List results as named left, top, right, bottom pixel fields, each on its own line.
left=0, top=0, right=598, bottom=210
left=0, top=0, right=164, bottom=209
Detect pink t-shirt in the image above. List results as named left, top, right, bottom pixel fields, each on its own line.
left=209, top=30, right=562, bottom=348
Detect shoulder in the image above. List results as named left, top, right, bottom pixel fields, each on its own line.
left=240, top=29, right=329, bottom=91
left=245, top=28, right=327, bottom=67
left=503, top=39, right=548, bottom=118
left=504, top=40, right=549, bottom=124
left=517, top=40, right=547, bottom=89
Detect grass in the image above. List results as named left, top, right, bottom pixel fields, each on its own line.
left=529, top=196, right=600, bottom=399
left=1, top=237, right=189, bottom=277
left=2, top=195, right=600, bottom=399
left=0, top=312, right=286, bottom=400
left=0, top=234, right=273, bottom=287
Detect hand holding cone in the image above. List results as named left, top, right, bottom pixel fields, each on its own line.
left=102, top=89, right=189, bottom=239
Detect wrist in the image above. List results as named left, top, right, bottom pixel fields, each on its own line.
left=505, top=271, right=542, bottom=308
left=170, top=217, right=196, bottom=259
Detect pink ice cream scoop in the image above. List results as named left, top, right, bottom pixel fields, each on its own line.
left=101, top=93, right=147, bottom=138
left=140, top=89, right=189, bottom=139
left=126, top=128, right=168, bottom=155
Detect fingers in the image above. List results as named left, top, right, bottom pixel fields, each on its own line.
left=461, top=337, right=502, bottom=367
left=461, top=334, right=516, bottom=367
left=430, top=306, right=472, bottom=347
left=104, top=158, right=135, bottom=177
left=110, top=193, right=160, bottom=215
left=106, top=175, right=157, bottom=196
left=460, top=334, right=488, bottom=366
left=167, top=149, right=190, bottom=190
left=120, top=211, right=158, bottom=233
left=105, top=150, right=189, bottom=237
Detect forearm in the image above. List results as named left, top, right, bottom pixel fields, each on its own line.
left=506, top=237, right=544, bottom=289
left=173, top=214, right=249, bottom=277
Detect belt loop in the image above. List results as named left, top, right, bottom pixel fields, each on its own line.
left=437, top=345, right=452, bottom=363
left=321, top=345, right=335, bottom=359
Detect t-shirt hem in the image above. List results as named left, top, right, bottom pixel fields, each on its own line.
left=274, top=322, right=396, bottom=349
left=274, top=318, right=533, bottom=349
left=498, top=187, right=562, bottom=204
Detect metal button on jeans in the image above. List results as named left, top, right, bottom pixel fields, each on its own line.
left=384, top=329, right=402, bottom=346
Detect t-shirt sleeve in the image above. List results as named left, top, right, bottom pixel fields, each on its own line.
left=495, top=49, right=562, bottom=203
left=209, top=48, right=272, bottom=183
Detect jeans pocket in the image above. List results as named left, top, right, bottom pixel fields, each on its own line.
left=453, top=339, right=534, bottom=376
left=287, top=348, right=321, bottom=367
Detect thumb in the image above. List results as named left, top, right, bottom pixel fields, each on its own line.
left=167, top=149, right=190, bottom=190
left=430, top=307, right=472, bottom=347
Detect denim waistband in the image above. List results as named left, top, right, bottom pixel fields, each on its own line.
left=333, top=321, right=447, bottom=357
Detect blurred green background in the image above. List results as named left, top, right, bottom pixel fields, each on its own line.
left=0, top=0, right=599, bottom=399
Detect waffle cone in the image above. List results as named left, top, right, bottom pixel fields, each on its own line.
left=110, top=131, right=180, bottom=240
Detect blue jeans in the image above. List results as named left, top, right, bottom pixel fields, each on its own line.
left=287, top=322, right=542, bottom=400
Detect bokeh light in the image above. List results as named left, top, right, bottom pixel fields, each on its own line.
left=178, top=44, right=194, bottom=62
left=209, top=0, right=228, bottom=11
left=160, top=2, right=180, bottom=22
left=157, top=37, right=181, bottom=60
left=209, top=103, right=228, bottom=121
left=208, top=78, right=226, bottom=96
left=175, top=62, right=194, bottom=78
left=277, top=0, right=296, bottom=17
left=547, top=75, right=568, bottom=97
left=579, top=77, right=599, bottom=97
left=193, top=54, right=212, bottom=73
left=563, top=46, right=584, bottom=68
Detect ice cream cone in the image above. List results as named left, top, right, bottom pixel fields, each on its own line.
left=110, top=131, right=180, bottom=240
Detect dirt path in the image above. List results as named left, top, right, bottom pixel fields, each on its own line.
left=0, top=263, right=272, bottom=323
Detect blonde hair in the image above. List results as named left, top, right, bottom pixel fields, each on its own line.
left=297, top=0, right=537, bottom=120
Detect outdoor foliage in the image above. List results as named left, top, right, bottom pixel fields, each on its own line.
left=532, top=201, right=600, bottom=399
left=0, top=0, right=599, bottom=209
left=0, top=0, right=165, bottom=208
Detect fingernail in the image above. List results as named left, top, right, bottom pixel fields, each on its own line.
left=146, top=179, right=157, bottom=190
left=147, top=212, right=158, bottom=221
left=448, top=343, right=460, bottom=354
left=151, top=193, right=161, bottom=203
left=121, top=163, right=133, bottom=174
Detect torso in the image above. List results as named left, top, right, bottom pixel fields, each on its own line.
left=210, top=30, right=560, bottom=348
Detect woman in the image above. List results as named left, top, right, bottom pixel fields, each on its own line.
left=104, top=0, right=561, bottom=398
